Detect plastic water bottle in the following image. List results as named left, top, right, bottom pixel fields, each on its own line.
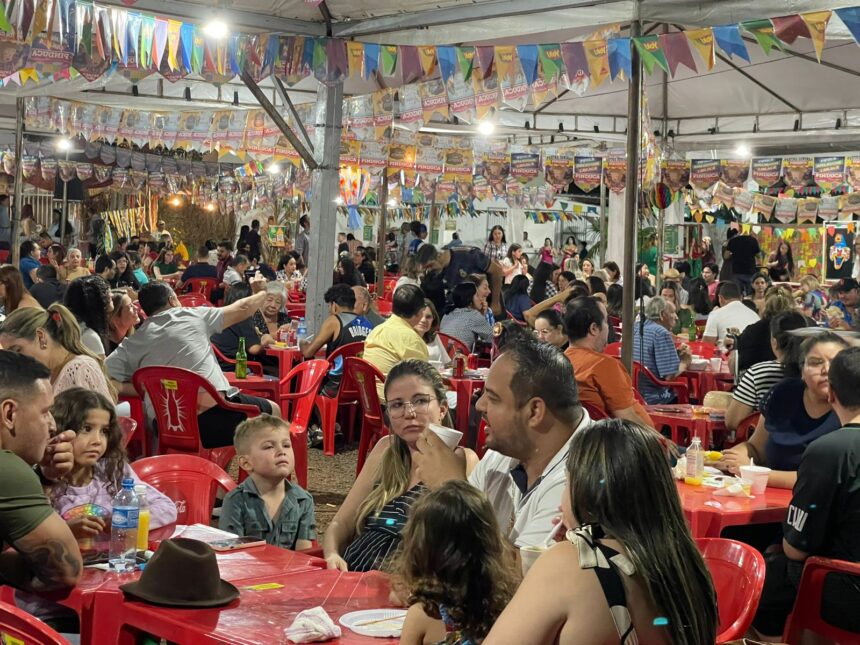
left=109, top=478, right=140, bottom=572
left=296, top=317, right=307, bottom=345
left=685, top=437, right=705, bottom=483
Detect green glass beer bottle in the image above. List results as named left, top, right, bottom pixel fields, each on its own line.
left=235, top=337, right=248, bottom=380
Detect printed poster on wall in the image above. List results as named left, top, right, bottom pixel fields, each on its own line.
left=782, top=158, right=813, bottom=190
left=825, top=226, right=854, bottom=279
left=573, top=156, right=602, bottom=192
left=813, top=156, right=845, bottom=192
left=719, top=160, right=750, bottom=188
left=846, top=157, right=860, bottom=191
left=604, top=158, right=627, bottom=193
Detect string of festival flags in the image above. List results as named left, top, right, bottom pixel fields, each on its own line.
left=0, top=1, right=857, bottom=93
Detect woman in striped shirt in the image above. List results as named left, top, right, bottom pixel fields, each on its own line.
left=323, top=360, right=479, bottom=572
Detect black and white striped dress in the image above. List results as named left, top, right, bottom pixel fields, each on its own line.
left=343, top=484, right=426, bottom=572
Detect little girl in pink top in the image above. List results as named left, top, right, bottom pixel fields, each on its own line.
left=48, top=388, right=176, bottom=537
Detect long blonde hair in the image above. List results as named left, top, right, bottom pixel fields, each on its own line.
left=0, top=304, right=117, bottom=401
left=354, top=360, right=448, bottom=533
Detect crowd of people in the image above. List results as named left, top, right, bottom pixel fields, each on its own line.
left=1, top=217, right=859, bottom=644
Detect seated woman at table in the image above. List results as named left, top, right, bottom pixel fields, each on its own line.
left=253, top=282, right=292, bottom=339
left=212, top=283, right=278, bottom=375
left=720, top=332, right=851, bottom=489
left=533, top=309, right=568, bottom=351
left=440, top=283, right=493, bottom=352
left=152, top=245, right=182, bottom=282
left=724, top=311, right=805, bottom=434
left=398, top=481, right=518, bottom=645
left=107, top=289, right=140, bottom=354
left=483, top=419, right=718, bottom=645
left=0, top=304, right=116, bottom=402
left=415, top=299, right=449, bottom=365
left=504, top=275, right=533, bottom=323
left=323, top=360, right=478, bottom=572
left=659, top=282, right=693, bottom=335
left=0, top=264, right=43, bottom=314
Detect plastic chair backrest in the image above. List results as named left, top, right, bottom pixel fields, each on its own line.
left=177, top=293, right=213, bottom=308
left=327, top=341, right=365, bottom=394
left=118, top=416, right=138, bottom=448
left=783, top=556, right=860, bottom=643
left=286, top=303, right=306, bottom=318
left=132, top=454, right=236, bottom=525
left=632, top=361, right=689, bottom=404
left=183, top=277, right=215, bottom=298
left=603, top=341, right=622, bottom=357
left=132, top=365, right=259, bottom=455
left=0, top=599, right=70, bottom=644
left=735, top=412, right=760, bottom=444
left=344, top=357, right=386, bottom=426
left=375, top=300, right=392, bottom=316
left=280, top=359, right=329, bottom=432
left=438, top=333, right=470, bottom=358
left=695, top=538, right=766, bottom=643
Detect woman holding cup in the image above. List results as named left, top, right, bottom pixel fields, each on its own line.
left=323, top=360, right=478, bottom=572
left=484, top=419, right=718, bottom=645
left=719, top=332, right=850, bottom=489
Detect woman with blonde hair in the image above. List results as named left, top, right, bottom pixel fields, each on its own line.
left=0, top=265, right=42, bottom=313
left=108, top=288, right=139, bottom=353
left=485, top=419, right=718, bottom=645
left=323, top=360, right=478, bottom=572
left=795, top=274, right=827, bottom=322
left=0, top=303, right=116, bottom=402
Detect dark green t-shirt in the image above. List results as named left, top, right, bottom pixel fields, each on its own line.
left=0, top=451, right=54, bottom=558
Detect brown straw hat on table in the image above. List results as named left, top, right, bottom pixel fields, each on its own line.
left=119, top=538, right=239, bottom=608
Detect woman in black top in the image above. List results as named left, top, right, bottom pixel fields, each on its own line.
left=108, top=251, right=141, bottom=292
left=334, top=256, right=365, bottom=287
left=211, top=283, right=278, bottom=376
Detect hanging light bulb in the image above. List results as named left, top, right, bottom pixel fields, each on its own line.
left=56, top=138, right=72, bottom=152
left=387, top=198, right=397, bottom=208
left=202, top=18, right=228, bottom=40
left=478, top=120, right=495, bottom=136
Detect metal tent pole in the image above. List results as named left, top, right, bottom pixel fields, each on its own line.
left=620, top=18, right=643, bottom=375
left=10, top=97, right=24, bottom=265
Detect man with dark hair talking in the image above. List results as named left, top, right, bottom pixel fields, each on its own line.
left=0, top=350, right=82, bottom=591
left=413, top=337, right=591, bottom=549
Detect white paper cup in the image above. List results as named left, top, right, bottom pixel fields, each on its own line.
left=520, top=545, right=547, bottom=576
left=428, top=423, right=463, bottom=449
left=739, top=465, right=771, bottom=495
left=709, top=357, right=722, bottom=371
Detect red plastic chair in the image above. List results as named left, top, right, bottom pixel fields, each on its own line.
left=132, top=365, right=261, bottom=471
left=345, top=357, right=388, bottom=475
left=182, top=277, right=216, bottom=299
left=783, top=556, right=860, bottom=644
left=132, top=454, right=236, bottom=525
left=696, top=537, right=766, bottom=643
left=0, top=600, right=69, bottom=644
left=210, top=343, right=278, bottom=401
left=722, top=411, right=760, bottom=449
left=375, top=299, right=392, bottom=316
left=475, top=419, right=488, bottom=458
left=286, top=303, right=306, bottom=318
left=177, top=293, right=213, bottom=307
left=0, top=250, right=9, bottom=263
left=119, top=417, right=138, bottom=448
left=287, top=289, right=306, bottom=303
left=278, top=359, right=329, bottom=488
left=438, top=332, right=470, bottom=358
left=316, top=342, right=365, bottom=457
left=603, top=341, right=622, bottom=357
left=119, top=394, right=149, bottom=458
left=632, top=361, right=690, bottom=404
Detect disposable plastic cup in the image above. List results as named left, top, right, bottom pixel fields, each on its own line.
left=739, top=465, right=771, bottom=495
left=428, top=424, right=463, bottom=449
left=709, top=357, right=722, bottom=371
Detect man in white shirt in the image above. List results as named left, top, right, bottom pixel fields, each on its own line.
left=702, top=281, right=760, bottom=345
left=414, top=337, right=589, bottom=549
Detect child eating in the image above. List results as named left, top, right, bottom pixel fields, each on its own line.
left=219, top=415, right=316, bottom=550
left=49, top=387, right=177, bottom=538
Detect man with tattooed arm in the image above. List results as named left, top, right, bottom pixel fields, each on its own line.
left=0, top=350, right=82, bottom=591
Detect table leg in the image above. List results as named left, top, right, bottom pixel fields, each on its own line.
left=455, top=382, right=470, bottom=436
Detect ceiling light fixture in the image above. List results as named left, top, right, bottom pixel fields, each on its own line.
left=267, top=163, right=281, bottom=174
left=56, top=138, right=72, bottom=152
left=478, top=120, right=495, bottom=136
left=202, top=18, right=228, bottom=40
left=735, top=144, right=750, bottom=158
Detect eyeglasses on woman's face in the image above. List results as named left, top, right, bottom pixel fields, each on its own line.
left=386, top=395, right=436, bottom=418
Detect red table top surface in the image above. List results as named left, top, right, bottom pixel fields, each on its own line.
left=118, top=569, right=396, bottom=645
left=646, top=404, right=725, bottom=422
left=676, top=480, right=793, bottom=516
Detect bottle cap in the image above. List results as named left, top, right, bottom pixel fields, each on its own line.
left=122, top=478, right=135, bottom=488
left=134, top=484, right=147, bottom=495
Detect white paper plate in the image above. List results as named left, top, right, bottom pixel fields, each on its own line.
left=704, top=466, right=721, bottom=475
left=339, top=609, right=407, bottom=637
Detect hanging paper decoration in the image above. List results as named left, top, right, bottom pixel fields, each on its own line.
left=689, top=159, right=720, bottom=190
left=662, top=160, right=690, bottom=192
left=362, top=42, right=379, bottom=79
left=712, top=24, right=750, bottom=62
left=801, top=11, right=831, bottom=62
left=660, top=31, right=697, bottom=76
left=515, top=44, right=538, bottom=86
left=561, top=41, right=589, bottom=95
left=685, top=27, right=715, bottom=70
left=783, top=158, right=813, bottom=190
left=633, top=35, right=669, bottom=74
left=742, top=20, right=782, bottom=55
left=455, top=46, right=475, bottom=81
left=750, top=157, right=782, bottom=188
left=719, top=160, right=750, bottom=188
left=607, top=38, right=631, bottom=81
left=814, top=156, right=846, bottom=192
left=380, top=44, right=397, bottom=76
left=604, top=158, right=627, bottom=193
left=772, top=14, right=810, bottom=44
left=583, top=39, right=609, bottom=87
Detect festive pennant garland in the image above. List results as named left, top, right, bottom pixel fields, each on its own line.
left=0, top=5, right=857, bottom=95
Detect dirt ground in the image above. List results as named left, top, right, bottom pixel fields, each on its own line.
left=306, top=445, right=358, bottom=537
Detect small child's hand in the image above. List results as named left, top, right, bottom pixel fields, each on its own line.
left=68, top=515, right=106, bottom=539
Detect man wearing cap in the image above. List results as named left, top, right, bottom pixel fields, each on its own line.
left=828, top=278, right=859, bottom=330
left=661, top=267, right=689, bottom=305
left=0, top=350, right=81, bottom=591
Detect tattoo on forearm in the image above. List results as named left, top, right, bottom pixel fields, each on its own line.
left=16, top=538, right=81, bottom=588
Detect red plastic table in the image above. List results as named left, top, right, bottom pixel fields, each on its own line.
left=20, top=539, right=325, bottom=645
left=265, top=345, right=304, bottom=383
left=683, top=361, right=733, bottom=401
left=444, top=374, right=486, bottom=436
left=646, top=404, right=727, bottom=448
left=109, top=569, right=396, bottom=644
left=676, top=481, right=793, bottom=538
left=224, top=371, right=280, bottom=400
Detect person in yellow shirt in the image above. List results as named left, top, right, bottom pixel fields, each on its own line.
left=362, top=284, right=429, bottom=397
